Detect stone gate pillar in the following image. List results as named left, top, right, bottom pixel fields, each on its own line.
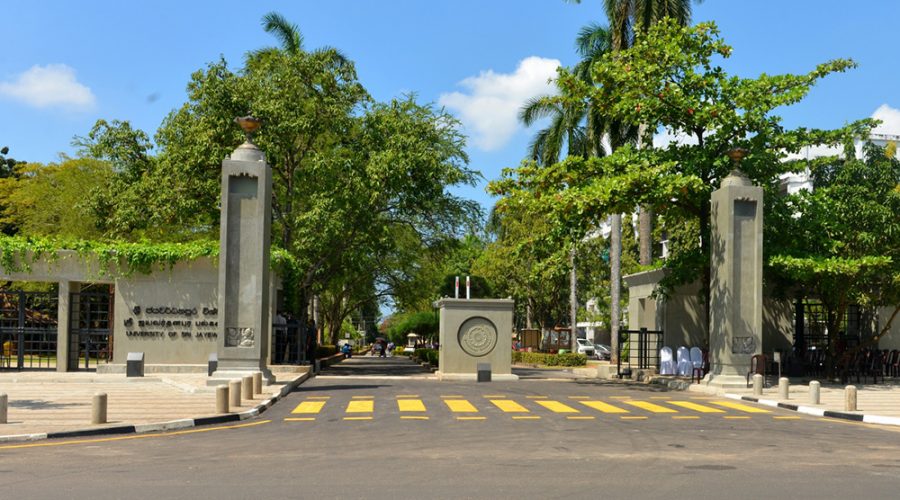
left=209, top=118, right=273, bottom=384
left=706, top=149, right=764, bottom=387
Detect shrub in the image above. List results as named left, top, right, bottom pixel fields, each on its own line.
left=316, top=345, right=338, bottom=358
left=511, top=351, right=586, bottom=367
left=393, top=346, right=406, bottom=356
left=415, top=348, right=439, bottom=366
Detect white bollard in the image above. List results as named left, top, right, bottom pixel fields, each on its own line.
left=752, top=374, right=763, bottom=396
left=809, top=381, right=821, bottom=405
left=779, top=377, right=789, bottom=400
left=216, top=385, right=229, bottom=414
left=845, top=385, right=857, bottom=411
left=92, top=392, right=107, bottom=424
left=0, top=393, right=7, bottom=424
left=253, top=372, right=263, bottom=395
left=229, top=380, right=242, bottom=408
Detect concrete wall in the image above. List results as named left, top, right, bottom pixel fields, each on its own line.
left=878, top=306, right=900, bottom=350
left=113, top=258, right=219, bottom=365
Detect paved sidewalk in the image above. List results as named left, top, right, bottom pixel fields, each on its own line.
left=0, top=367, right=310, bottom=441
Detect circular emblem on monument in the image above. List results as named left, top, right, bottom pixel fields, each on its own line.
left=458, top=317, right=498, bottom=357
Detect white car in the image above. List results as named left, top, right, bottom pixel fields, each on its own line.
left=575, top=339, right=595, bottom=357
left=593, top=343, right=611, bottom=360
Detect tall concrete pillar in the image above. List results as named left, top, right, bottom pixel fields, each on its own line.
left=706, top=149, right=764, bottom=387
left=56, top=281, right=80, bottom=372
left=209, top=117, right=273, bottom=385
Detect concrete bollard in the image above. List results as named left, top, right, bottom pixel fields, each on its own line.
left=0, top=393, right=7, bottom=424
left=242, top=375, right=253, bottom=400
left=252, top=372, right=262, bottom=395
left=752, top=374, right=763, bottom=396
left=779, top=377, right=789, bottom=400
left=92, top=392, right=107, bottom=424
left=845, top=385, right=857, bottom=411
left=216, top=385, right=229, bottom=414
left=229, top=380, right=241, bottom=408
left=809, top=381, right=821, bottom=405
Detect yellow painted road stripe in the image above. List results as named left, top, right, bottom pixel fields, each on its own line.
left=580, top=401, right=629, bottom=414
left=610, top=396, right=631, bottom=399
left=284, top=417, right=315, bottom=422
left=620, top=416, right=648, bottom=420
left=710, top=401, right=771, bottom=413
left=724, top=416, right=751, bottom=420
left=347, top=400, right=374, bottom=413
left=535, top=400, right=580, bottom=413
left=512, top=416, right=541, bottom=420
left=445, top=399, right=479, bottom=413
left=344, top=416, right=373, bottom=421
left=292, top=401, right=326, bottom=414
left=397, top=399, right=427, bottom=412
left=668, top=401, right=726, bottom=413
left=774, top=416, right=802, bottom=420
left=650, top=396, right=671, bottom=400
left=490, top=399, right=529, bottom=413
left=401, top=416, right=429, bottom=420
left=567, top=416, right=596, bottom=420
left=441, top=395, right=464, bottom=399
left=457, top=416, right=486, bottom=421
left=624, top=401, right=678, bottom=413
left=0, top=420, right=271, bottom=451
left=672, top=416, right=700, bottom=420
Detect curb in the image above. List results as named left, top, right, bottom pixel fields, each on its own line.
left=726, top=393, right=900, bottom=426
left=0, top=371, right=311, bottom=444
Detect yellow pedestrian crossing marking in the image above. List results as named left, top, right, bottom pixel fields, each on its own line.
left=568, top=396, right=589, bottom=400
left=623, top=401, right=677, bottom=413
left=307, top=396, right=330, bottom=399
left=724, top=416, right=751, bottom=420
left=292, top=401, right=326, bottom=414
left=774, top=416, right=802, bottom=420
left=483, top=395, right=506, bottom=398
left=347, top=400, right=374, bottom=413
left=580, top=401, right=629, bottom=414
left=668, top=401, right=725, bottom=413
left=491, top=399, right=529, bottom=413
left=710, top=401, right=771, bottom=413
left=444, top=399, right=479, bottom=413
left=526, top=395, right=548, bottom=399
left=457, top=416, right=486, bottom=421
left=352, top=395, right=374, bottom=399
left=441, top=395, right=464, bottom=399
left=567, top=416, right=595, bottom=420
left=284, top=417, right=316, bottom=422
left=535, top=400, right=580, bottom=413
left=344, top=416, right=373, bottom=421
left=397, top=399, right=427, bottom=412
left=672, top=416, right=700, bottom=420
left=621, top=416, right=648, bottom=420
left=401, top=416, right=429, bottom=420
left=513, top=416, right=541, bottom=420
left=396, top=394, right=419, bottom=398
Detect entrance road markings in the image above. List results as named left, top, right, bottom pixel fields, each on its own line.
left=401, top=416, right=429, bottom=420
left=512, top=416, right=541, bottom=420
left=710, top=401, right=771, bottom=413
left=567, top=416, right=596, bottom=420
left=396, top=395, right=419, bottom=398
left=490, top=399, right=529, bottom=413
left=650, top=396, right=671, bottom=400
left=535, top=400, right=580, bottom=413
left=579, top=401, right=629, bottom=414
left=457, top=416, right=486, bottom=421
left=307, top=396, right=330, bottom=399
left=668, top=401, right=726, bottom=413
left=284, top=417, right=316, bottom=422
left=346, top=400, right=374, bottom=413
left=344, top=416, right=373, bottom=421
left=568, top=396, right=589, bottom=400
left=444, top=399, right=479, bottom=413
left=620, top=416, right=648, bottom=420
left=397, top=399, right=427, bottom=412
left=292, top=401, right=326, bottom=414
left=623, top=401, right=678, bottom=413
left=483, top=395, right=506, bottom=398
left=672, top=416, right=700, bottom=420
left=723, top=416, right=751, bottom=420
left=774, top=416, right=802, bottom=420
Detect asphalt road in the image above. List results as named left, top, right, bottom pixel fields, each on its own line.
left=3, top=357, right=900, bottom=499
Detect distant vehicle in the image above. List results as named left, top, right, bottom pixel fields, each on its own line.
left=575, top=338, right=595, bottom=357
left=594, top=343, right=611, bottom=360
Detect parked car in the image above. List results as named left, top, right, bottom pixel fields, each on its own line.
left=594, top=343, right=611, bottom=360
left=575, top=338, right=595, bottom=357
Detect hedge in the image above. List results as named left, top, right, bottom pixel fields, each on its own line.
left=414, top=348, right=439, bottom=366
left=512, top=351, right=586, bottom=367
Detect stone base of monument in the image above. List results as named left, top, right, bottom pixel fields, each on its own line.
left=701, top=373, right=750, bottom=389
left=435, top=298, right=518, bottom=383
left=207, top=368, right=274, bottom=387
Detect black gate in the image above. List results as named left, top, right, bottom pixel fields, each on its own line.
left=617, top=328, right=664, bottom=378
left=0, top=289, right=59, bottom=371
left=68, top=288, right=113, bottom=371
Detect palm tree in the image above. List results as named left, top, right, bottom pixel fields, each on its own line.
left=248, top=11, right=350, bottom=70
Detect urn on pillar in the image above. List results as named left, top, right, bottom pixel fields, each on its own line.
left=209, top=117, right=274, bottom=385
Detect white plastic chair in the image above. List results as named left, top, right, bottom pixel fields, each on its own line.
left=659, top=347, right=675, bottom=375
left=676, top=346, right=691, bottom=377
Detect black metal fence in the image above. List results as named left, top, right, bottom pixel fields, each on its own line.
left=617, top=328, right=664, bottom=378
left=0, top=290, right=59, bottom=370
left=272, top=321, right=315, bottom=365
left=68, top=289, right=113, bottom=371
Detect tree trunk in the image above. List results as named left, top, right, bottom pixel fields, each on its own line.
left=639, top=206, right=652, bottom=265
left=610, top=214, right=622, bottom=363
left=569, top=246, right=578, bottom=352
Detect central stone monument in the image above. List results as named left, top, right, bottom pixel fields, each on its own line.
left=705, top=149, right=764, bottom=387
left=209, top=117, right=274, bottom=385
left=435, top=298, right=518, bottom=381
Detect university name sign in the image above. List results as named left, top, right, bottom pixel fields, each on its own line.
left=123, top=303, right=218, bottom=340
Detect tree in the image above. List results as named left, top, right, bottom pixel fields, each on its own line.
left=768, top=142, right=900, bottom=373
left=493, top=21, right=869, bottom=342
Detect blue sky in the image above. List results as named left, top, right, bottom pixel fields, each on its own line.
left=4, top=1, right=900, bottom=213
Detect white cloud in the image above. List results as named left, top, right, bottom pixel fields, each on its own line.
left=439, top=56, right=560, bottom=151
left=0, top=64, right=96, bottom=111
left=871, top=104, right=900, bottom=135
